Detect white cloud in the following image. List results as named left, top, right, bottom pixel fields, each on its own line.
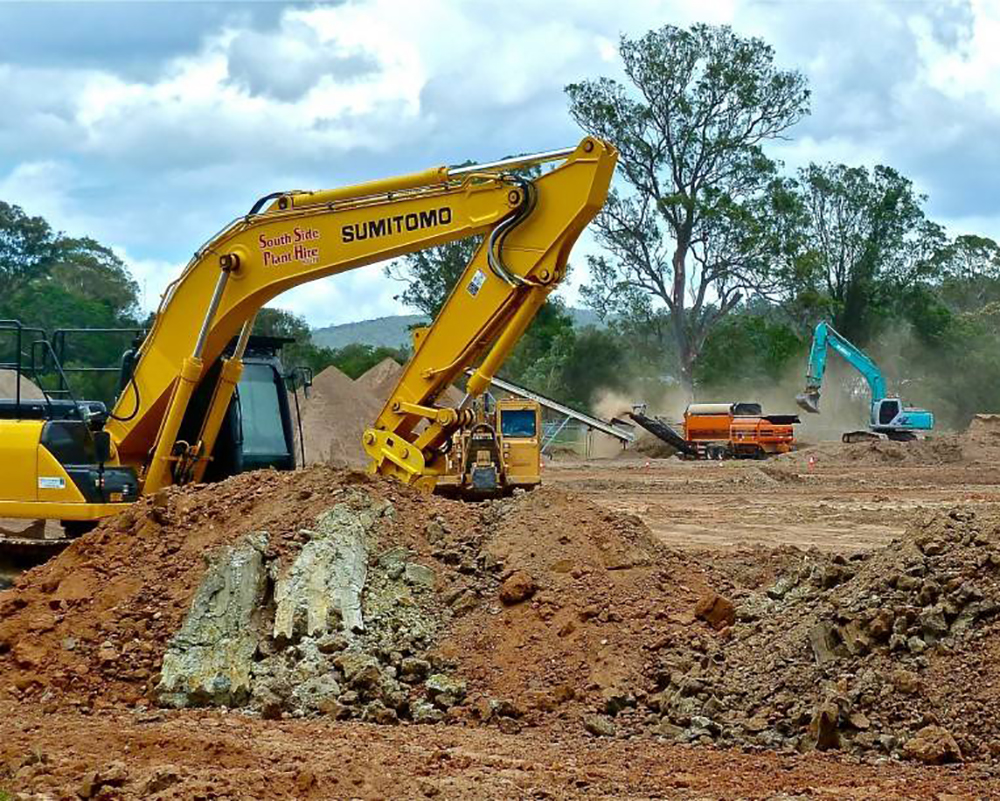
left=4, top=0, right=1000, bottom=325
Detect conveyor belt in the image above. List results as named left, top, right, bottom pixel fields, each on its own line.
left=468, top=371, right=634, bottom=443
left=627, top=411, right=699, bottom=456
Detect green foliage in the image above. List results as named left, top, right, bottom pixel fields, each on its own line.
left=0, top=200, right=143, bottom=404
left=566, top=23, right=810, bottom=389
left=510, top=325, right=631, bottom=410
left=387, top=239, right=479, bottom=318
left=694, top=310, right=804, bottom=388
left=254, top=307, right=406, bottom=379
left=791, top=163, right=943, bottom=345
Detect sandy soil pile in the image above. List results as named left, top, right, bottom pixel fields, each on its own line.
left=355, top=357, right=404, bottom=405
left=0, top=369, right=44, bottom=400
left=962, top=413, right=1000, bottom=462
left=780, top=436, right=965, bottom=468
left=294, top=361, right=468, bottom=468
left=296, top=366, right=384, bottom=467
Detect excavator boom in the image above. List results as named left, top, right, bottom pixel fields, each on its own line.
left=1, top=137, right=616, bottom=523
left=51, top=136, right=615, bottom=506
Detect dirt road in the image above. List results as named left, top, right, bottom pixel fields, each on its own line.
left=2, top=705, right=993, bottom=799
left=545, top=454, right=1000, bottom=552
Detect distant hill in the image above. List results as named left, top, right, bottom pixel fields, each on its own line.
left=311, top=308, right=603, bottom=350
left=311, top=314, right=428, bottom=350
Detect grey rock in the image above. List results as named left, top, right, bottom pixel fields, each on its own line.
left=426, top=673, right=467, bottom=702
left=655, top=721, right=685, bottom=740
left=399, top=657, right=431, bottom=684
left=766, top=577, right=794, bottom=600
left=334, top=653, right=383, bottom=691
left=157, top=532, right=269, bottom=708
left=315, top=633, right=350, bottom=655
left=411, top=701, right=444, bottom=724
left=274, top=500, right=383, bottom=639
left=808, top=622, right=840, bottom=665
left=378, top=547, right=412, bottom=581
left=919, top=606, right=948, bottom=641
left=292, top=674, right=342, bottom=713
left=583, top=714, right=616, bottom=737
left=404, top=563, right=436, bottom=588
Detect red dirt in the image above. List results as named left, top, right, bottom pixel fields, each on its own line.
left=3, top=428, right=1000, bottom=796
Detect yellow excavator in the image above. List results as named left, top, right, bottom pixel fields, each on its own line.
left=0, top=137, right=616, bottom=528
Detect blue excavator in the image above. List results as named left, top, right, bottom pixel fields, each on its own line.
left=795, top=321, right=934, bottom=443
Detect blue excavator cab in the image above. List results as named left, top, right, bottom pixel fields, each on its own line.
left=796, top=321, right=934, bottom=440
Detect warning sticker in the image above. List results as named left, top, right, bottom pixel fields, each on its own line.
left=38, top=476, right=66, bottom=490
left=467, top=269, right=486, bottom=298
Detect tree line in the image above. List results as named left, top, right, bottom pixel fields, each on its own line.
left=392, top=23, right=1000, bottom=426
left=3, top=23, right=998, bottom=425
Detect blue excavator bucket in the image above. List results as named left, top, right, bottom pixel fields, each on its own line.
left=795, top=389, right=821, bottom=414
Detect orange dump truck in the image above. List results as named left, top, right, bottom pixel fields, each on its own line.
left=683, top=402, right=798, bottom=459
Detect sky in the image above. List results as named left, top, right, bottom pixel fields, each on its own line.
left=2, top=0, right=999, bottom=328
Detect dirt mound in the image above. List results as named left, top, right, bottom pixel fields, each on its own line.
left=632, top=507, right=1000, bottom=763
left=355, top=357, right=403, bottom=405
left=632, top=431, right=679, bottom=459
left=778, top=436, right=965, bottom=468
left=961, top=414, right=1000, bottom=462
left=296, top=366, right=383, bottom=467
left=0, top=469, right=706, bottom=731
left=0, top=369, right=44, bottom=400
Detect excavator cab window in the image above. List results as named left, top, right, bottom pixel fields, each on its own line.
left=236, top=362, right=291, bottom=458
left=500, top=409, right=537, bottom=438
left=879, top=399, right=900, bottom=426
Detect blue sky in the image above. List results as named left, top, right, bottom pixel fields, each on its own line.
left=2, top=0, right=999, bottom=326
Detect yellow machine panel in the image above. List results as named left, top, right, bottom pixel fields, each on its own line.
left=0, top=420, right=42, bottom=503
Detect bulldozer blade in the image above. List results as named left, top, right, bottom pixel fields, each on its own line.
left=795, top=390, right=821, bottom=414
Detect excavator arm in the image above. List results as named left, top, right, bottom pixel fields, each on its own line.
left=105, top=137, right=617, bottom=494
left=795, top=321, right=887, bottom=414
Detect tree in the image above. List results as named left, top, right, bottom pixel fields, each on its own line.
left=511, top=325, right=630, bottom=410
left=49, top=237, right=140, bottom=321
left=0, top=201, right=56, bottom=299
left=694, top=306, right=803, bottom=389
left=792, top=163, right=945, bottom=343
left=387, top=239, right=478, bottom=317
left=935, top=234, right=1000, bottom=314
left=567, top=24, right=810, bottom=392
left=254, top=308, right=407, bottom=379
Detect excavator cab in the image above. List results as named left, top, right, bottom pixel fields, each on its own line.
left=0, top=322, right=297, bottom=537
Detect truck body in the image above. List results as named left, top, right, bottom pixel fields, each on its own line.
left=683, top=402, right=797, bottom=458
left=436, top=397, right=542, bottom=495
left=629, top=402, right=798, bottom=459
